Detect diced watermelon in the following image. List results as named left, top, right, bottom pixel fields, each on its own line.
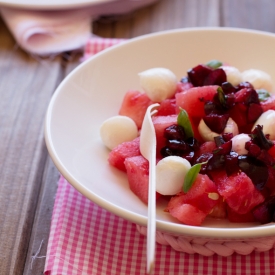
left=108, top=137, right=140, bottom=172
left=124, top=155, right=161, bottom=204
left=168, top=203, right=206, bottom=226
left=183, top=174, right=219, bottom=213
left=152, top=115, right=177, bottom=157
left=210, top=170, right=265, bottom=214
left=157, top=99, right=177, bottom=116
left=261, top=95, right=275, bottom=112
left=166, top=174, right=219, bottom=225
left=175, top=85, right=218, bottom=118
left=119, top=90, right=153, bottom=129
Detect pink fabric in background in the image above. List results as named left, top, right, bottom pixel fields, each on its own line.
left=44, top=176, right=275, bottom=275
left=44, top=38, right=275, bottom=274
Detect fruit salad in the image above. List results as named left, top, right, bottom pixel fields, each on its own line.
left=100, top=60, right=275, bottom=226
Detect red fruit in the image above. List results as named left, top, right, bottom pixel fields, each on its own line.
left=108, top=137, right=140, bottom=172
left=267, top=142, right=275, bottom=158
left=119, top=90, right=153, bottom=129
left=175, top=85, right=218, bottom=119
left=227, top=207, right=256, bottom=223
left=157, top=99, right=177, bottom=116
left=261, top=95, right=275, bottom=112
left=168, top=203, right=206, bottom=226
left=183, top=174, right=219, bottom=213
left=210, top=170, right=265, bottom=214
left=124, top=155, right=161, bottom=204
left=166, top=174, right=219, bottom=225
left=152, top=115, right=177, bottom=157
left=124, top=155, right=149, bottom=204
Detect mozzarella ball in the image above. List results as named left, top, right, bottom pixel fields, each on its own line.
left=139, top=68, right=177, bottom=102
left=156, top=156, right=191, bottom=195
left=231, top=134, right=251, bottom=155
left=198, top=119, right=219, bottom=141
left=221, top=66, right=242, bottom=86
left=223, top=117, right=239, bottom=137
left=253, top=110, right=275, bottom=139
left=100, top=115, right=138, bottom=150
left=242, top=69, right=273, bottom=92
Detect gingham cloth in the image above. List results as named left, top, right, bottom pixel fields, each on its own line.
left=44, top=38, right=275, bottom=275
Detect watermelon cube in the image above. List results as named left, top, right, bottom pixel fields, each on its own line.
left=156, top=98, right=177, bottom=116
left=119, top=90, right=153, bottom=129
left=168, top=203, right=206, bottom=226
left=166, top=174, right=219, bottom=225
left=152, top=115, right=177, bottom=157
left=108, top=137, right=140, bottom=172
left=175, top=85, right=218, bottom=118
left=124, top=155, right=161, bottom=204
left=261, top=95, right=275, bottom=112
left=210, top=170, right=265, bottom=215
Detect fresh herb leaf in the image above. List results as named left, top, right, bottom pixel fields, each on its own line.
left=257, top=89, right=271, bottom=102
left=183, top=162, right=206, bottom=193
left=206, top=60, right=223, bottom=69
left=177, top=108, right=194, bottom=139
left=217, top=86, right=227, bottom=108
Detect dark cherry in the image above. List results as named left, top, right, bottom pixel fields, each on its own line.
left=186, top=137, right=200, bottom=151
left=235, top=88, right=260, bottom=105
left=253, top=196, right=275, bottom=224
left=225, top=152, right=239, bottom=176
left=221, top=82, right=237, bottom=94
left=167, top=139, right=188, bottom=151
left=247, top=103, right=263, bottom=123
left=203, top=68, right=227, bottom=86
left=206, top=154, right=225, bottom=171
left=250, top=125, right=273, bottom=150
left=236, top=81, right=254, bottom=91
left=203, top=113, right=230, bottom=134
left=187, top=64, right=213, bottom=87
left=238, top=155, right=268, bottom=190
left=164, top=124, right=185, bottom=141
left=222, top=132, right=233, bottom=142
left=160, top=147, right=176, bottom=157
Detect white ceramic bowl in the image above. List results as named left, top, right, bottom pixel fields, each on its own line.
left=45, top=27, right=275, bottom=255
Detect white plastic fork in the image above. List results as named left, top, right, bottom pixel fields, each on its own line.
left=140, top=103, right=160, bottom=274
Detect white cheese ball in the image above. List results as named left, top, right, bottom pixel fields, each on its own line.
left=253, top=110, right=275, bottom=140
left=242, top=69, right=273, bottom=92
left=156, top=156, right=191, bottom=195
left=198, top=119, right=219, bottom=141
left=100, top=115, right=138, bottom=150
left=139, top=68, right=177, bottom=102
left=221, top=66, right=242, bottom=86
left=231, top=134, right=251, bottom=155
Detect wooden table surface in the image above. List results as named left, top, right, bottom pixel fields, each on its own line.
left=1, top=0, right=275, bottom=274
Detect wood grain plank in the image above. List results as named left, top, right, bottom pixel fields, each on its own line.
left=93, top=0, right=220, bottom=38
left=221, top=0, right=275, bottom=32
left=23, top=158, right=59, bottom=275
left=0, top=18, right=63, bottom=275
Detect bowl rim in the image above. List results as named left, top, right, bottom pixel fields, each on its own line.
left=45, top=26, right=275, bottom=239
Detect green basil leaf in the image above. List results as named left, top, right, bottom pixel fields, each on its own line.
left=177, top=108, right=194, bottom=139
left=217, top=86, right=227, bottom=107
left=257, top=89, right=271, bottom=102
left=206, top=60, right=223, bottom=69
left=183, top=162, right=205, bottom=193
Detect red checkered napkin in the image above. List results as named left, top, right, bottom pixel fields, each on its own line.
left=44, top=38, right=275, bottom=275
